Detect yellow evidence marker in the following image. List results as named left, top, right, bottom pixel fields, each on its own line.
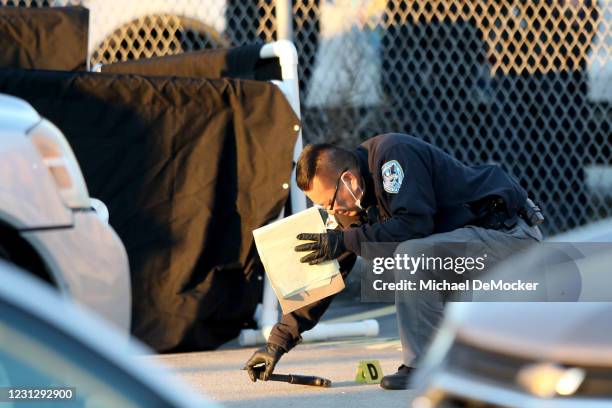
left=355, top=360, right=384, bottom=384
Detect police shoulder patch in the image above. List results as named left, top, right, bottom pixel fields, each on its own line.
left=381, top=160, right=404, bottom=194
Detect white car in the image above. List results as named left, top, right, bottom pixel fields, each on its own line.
left=0, top=93, right=131, bottom=332
left=0, top=258, right=214, bottom=407
left=411, top=218, right=612, bottom=408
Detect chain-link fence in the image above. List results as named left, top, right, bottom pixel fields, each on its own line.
left=2, top=0, right=611, bottom=235
left=294, top=1, right=611, bottom=236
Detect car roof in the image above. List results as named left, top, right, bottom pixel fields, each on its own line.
left=0, top=93, right=41, bottom=134
left=0, top=259, right=215, bottom=408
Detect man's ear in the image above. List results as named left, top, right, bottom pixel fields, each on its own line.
left=346, top=171, right=360, bottom=190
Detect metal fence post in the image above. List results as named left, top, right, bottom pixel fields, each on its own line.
left=275, top=0, right=293, bottom=41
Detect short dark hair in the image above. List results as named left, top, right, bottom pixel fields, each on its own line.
left=296, top=144, right=359, bottom=191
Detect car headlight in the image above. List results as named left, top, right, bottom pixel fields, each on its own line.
left=27, top=119, right=90, bottom=209
left=517, top=363, right=586, bottom=398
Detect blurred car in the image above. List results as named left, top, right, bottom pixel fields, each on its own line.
left=0, top=258, right=214, bottom=408
left=410, top=218, right=612, bottom=408
left=0, top=93, right=130, bottom=332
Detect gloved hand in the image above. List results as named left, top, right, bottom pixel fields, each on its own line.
left=294, top=230, right=346, bottom=265
left=243, top=343, right=286, bottom=382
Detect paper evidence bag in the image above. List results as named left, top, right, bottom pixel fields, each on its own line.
left=253, top=207, right=344, bottom=314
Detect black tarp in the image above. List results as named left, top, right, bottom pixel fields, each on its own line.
left=0, top=68, right=299, bottom=352
left=101, top=44, right=282, bottom=81
left=0, top=7, right=88, bottom=71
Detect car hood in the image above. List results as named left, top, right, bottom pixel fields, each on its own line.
left=452, top=302, right=612, bottom=366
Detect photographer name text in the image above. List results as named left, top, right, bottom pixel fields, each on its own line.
left=373, top=279, right=539, bottom=292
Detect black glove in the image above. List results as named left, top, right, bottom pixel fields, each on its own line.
left=243, top=343, right=286, bottom=382
left=294, top=230, right=346, bottom=265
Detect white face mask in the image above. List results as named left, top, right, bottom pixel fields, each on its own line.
left=341, top=173, right=363, bottom=211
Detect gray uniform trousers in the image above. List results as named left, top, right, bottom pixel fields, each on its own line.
left=394, top=218, right=543, bottom=367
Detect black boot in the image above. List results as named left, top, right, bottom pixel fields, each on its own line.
left=380, top=364, right=413, bottom=390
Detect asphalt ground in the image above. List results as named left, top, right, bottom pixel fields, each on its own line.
left=150, top=303, right=417, bottom=407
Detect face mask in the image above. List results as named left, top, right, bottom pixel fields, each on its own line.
left=341, top=173, right=364, bottom=211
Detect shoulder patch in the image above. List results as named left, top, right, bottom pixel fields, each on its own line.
left=381, top=160, right=404, bottom=194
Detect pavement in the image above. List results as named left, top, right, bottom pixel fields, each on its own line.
left=149, top=303, right=418, bottom=407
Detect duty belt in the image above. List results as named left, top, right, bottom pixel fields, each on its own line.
left=475, top=197, right=544, bottom=230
